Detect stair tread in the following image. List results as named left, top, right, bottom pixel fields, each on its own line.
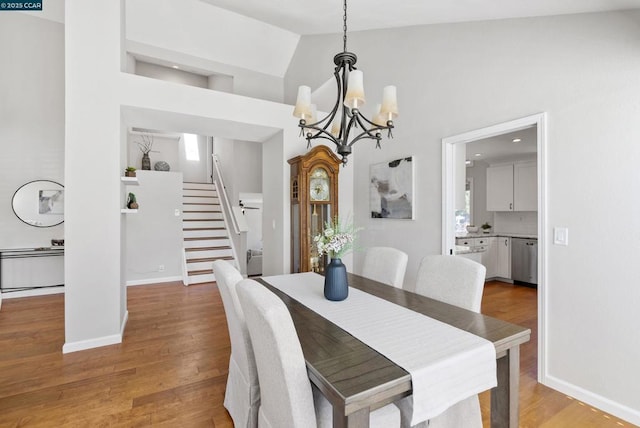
left=184, top=236, right=228, bottom=241
left=183, top=218, right=223, bottom=221
left=182, top=181, right=232, bottom=278
left=182, top=203, right=219, bottom=206
left=187, top=257, right=233, bottom=263
left=185, top=245, right=231, bottom=251
left=183, top=227, right=226, bottom=231
left=185, top=246, right=232, bottom=252
left=188, top=261, right=233, bottom=275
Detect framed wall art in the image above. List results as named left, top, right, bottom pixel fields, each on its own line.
left=370, top=156, right=414, bottom=219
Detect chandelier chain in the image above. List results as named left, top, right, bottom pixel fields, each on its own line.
left=343, top=0, right=347, bottom=52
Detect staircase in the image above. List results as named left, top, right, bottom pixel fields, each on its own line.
left=182, top=182, right=235, bottom=285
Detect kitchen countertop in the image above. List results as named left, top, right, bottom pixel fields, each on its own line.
left=455, top=233, right=537, bottom=255
left=456, top=232, right=538, bottom=240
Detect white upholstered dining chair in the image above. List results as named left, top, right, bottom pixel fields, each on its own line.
left=397, top=254, right=487, bottom=428
left=414, top=255, right=486, bottom=313
left=361, top=246, right=409, bottom=288
left=236, top=279, right=400, bottom=428
left=212, top=260, right=260, bottom=428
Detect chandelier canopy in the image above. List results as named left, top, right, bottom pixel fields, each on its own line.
left=292, top=0, right=398, bottom=165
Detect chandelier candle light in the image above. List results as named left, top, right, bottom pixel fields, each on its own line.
left=292, top=0, right=399, bottom=165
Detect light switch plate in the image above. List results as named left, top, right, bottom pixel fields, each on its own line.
left=553, top=227, right=569, bottom=246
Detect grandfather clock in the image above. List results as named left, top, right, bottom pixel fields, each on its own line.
left=288, top=145, right=340, bottom=273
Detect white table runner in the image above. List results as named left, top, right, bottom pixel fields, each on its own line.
left=262, top=272, right=496, bottom=425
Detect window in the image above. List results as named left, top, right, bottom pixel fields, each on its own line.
left=455, top=178, right=472, bottom=233
left=184, top=133, right=200, bottom=161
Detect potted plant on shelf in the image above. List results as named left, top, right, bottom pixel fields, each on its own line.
left=124, top=166, right=137, bottom=177
left=481, top=222, right=492, bottom=234
left=127, top=192, right=139, bottom=209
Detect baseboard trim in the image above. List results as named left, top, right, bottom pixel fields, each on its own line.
left=126, top=276, right=182, bottom=286
left=120, top=310, right=129, bottom=337
left=63, top=333, right=122, bottom=354
left=3, top=286, right=64, bottom=299
left=61, top=310, right=129, bottom=354
left=542, top=374, right=640, bottom=426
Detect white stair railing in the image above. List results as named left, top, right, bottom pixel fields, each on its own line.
left=212, top=154, right=248, bottom=275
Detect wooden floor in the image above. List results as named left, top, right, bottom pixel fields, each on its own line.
left=0, top=280, right=635, bottom=427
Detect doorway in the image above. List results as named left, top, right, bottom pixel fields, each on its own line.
left=442, top=113, right=547, bottom=382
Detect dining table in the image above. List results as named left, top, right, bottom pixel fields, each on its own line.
left=256, top=272, right=530, bottom=428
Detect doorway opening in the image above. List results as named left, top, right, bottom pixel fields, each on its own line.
left=442, top=113, right=547, bottom=382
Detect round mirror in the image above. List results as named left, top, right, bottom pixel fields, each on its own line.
left=12, top=180, right=64, bottom=227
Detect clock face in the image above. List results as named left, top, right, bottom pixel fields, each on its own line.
left=310, top=177, right=330, bottom=201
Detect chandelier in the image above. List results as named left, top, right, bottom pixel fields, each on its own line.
left=292, top=0, right=398, bottom=165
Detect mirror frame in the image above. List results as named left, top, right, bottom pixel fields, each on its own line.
left=11, top=180, right=65, bottom=228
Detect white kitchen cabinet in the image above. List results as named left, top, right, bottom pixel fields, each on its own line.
left=486, top=164, right=514, bottom=211
left=481, top=237, right=498, bottom=279
left=457, top=252, right=482, bottom=264
left=456, top=236, right=497, bottom=279
left=496, top=236, right=511, bottom=279
left=514, top=162, right=537, bottom=211
left=486, top=162, right=537, bottom=211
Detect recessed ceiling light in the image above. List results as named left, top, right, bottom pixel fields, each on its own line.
left=512, top=138, right=522, bottom=143
left=172, top=65, right=180, bottom=69
left=465, top=160, right=471, bottom=165
left=474, top=153, right=482, bottom=157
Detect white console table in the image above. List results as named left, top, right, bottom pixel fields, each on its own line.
left=0, top=247, right=65, bottom=294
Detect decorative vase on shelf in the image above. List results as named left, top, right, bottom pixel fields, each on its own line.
left=141, top=153, right=151, bottom=170
left=324, top=258, right=348, bottom=301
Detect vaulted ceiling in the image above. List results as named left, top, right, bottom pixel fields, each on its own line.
left=200, top=0, right=640, bottom=35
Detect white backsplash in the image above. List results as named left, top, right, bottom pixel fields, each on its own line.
left=493, top=211, right=537, bottom=236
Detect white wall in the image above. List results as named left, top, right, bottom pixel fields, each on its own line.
left=125, top=0, right=298, bottom=78
left=494, top=211, right=537, bottom=236
left=125, top=171, right=183, bottom=283
left=65, top=0, right=126, bottom=353
left=179, top=135, right=209, bottom=183
left=124, top=0, right=299, bottom=103
left=285, top=10, right=640, bottom=424
left=213, top=139, right=263, bottom=205
left=234, top=141, right=263, bottom=196
left=135, top=60, right=208, bottom=89
left=0, top=14, right=65, bottom=248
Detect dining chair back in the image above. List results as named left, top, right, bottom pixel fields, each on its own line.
left=415, top=255, right=486, bottom=313
left=362, top=246, right=409, bottom=288
left=212, top=260, right=259, bottom=428
left=237, top=279, right=400, bottom=428
left=236, top=279, right=319, bottom=428
left=401, top=255, right=486, bottom=427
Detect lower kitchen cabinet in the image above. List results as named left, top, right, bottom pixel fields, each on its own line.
left=496, top=236, right=511, bottom=279
left=480, top=237, right=497, bottom=279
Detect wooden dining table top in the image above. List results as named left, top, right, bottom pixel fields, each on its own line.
left=256, top=272, right=531, bottom=418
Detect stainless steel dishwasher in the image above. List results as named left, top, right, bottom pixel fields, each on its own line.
left=511, top=238, right=538, bottom=286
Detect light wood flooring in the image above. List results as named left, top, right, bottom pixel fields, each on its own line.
left=0, top=280, right=635, bottom=427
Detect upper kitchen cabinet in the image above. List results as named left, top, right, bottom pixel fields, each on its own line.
left=486, top=161, right=537, bottom=211
left=513, top=162, right=537, bottom=211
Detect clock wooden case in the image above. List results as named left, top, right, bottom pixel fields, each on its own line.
left=288, top=145, right=340, bottom=273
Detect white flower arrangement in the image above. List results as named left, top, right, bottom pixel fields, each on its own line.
left=313, top=216, right=361, bottom=259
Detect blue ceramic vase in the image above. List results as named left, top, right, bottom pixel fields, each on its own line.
left=324, top=258, right=348, bottom=301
